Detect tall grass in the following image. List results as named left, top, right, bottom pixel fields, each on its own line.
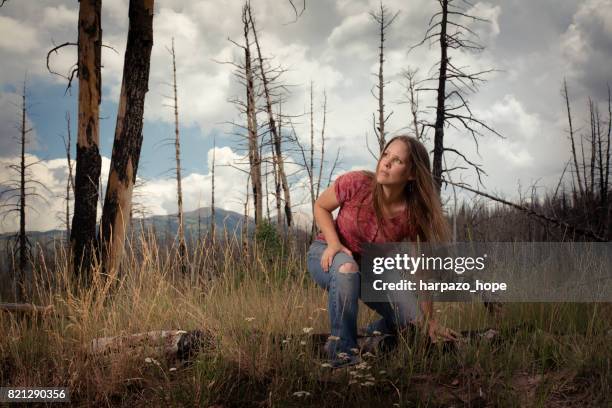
left=0, top=224, right=610, bottom=407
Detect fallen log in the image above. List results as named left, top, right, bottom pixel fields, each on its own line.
left=89, top=329, right=210, bottom=361
left=0, top=302, right=54, bottom=315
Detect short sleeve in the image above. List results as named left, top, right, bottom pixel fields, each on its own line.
left=333, top=170, right=369, bottom=205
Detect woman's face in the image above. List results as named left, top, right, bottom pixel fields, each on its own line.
left=376, top=139, right=414, bottom=185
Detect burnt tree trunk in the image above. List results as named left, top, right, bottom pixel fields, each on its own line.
left=376, top=8, right=386, bottom=152
left=211, top=135, right=216, bottom=244
left=247, top=5, right=293, bottom=229
left=563, top=80, right=584, bottom=198
left=309, top=82, right=316, bottom=239
left=170, top=38, right=189, bottom=274
left=273, top=102, right=283, bottom=228
left=71, top=0, right=102, bottom=281
left=432, top=0, right=448, bottom=194
left=243, top=5, right=263, bottom=228
left=18, top=81, right=28, bottom=297
left=316, top=91, right=327, bottom=201
left=63, top=112, right=74, bottom=242
left=100, top=0, right=154, bottom=276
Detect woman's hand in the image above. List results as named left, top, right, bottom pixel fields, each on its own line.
left=320, top=242, right=352, bottom=272
left=423, top=319, right=459, bottom=343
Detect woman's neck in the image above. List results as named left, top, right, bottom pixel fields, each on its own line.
left=381, top=183, right=406, bottom=205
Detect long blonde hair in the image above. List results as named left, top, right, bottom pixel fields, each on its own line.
left=356, top=134, right=451, bottom=243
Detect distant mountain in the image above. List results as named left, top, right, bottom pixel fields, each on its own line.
left=0, top=207, right=254, bottom=249
left=132, top=206, right=254, bottom=240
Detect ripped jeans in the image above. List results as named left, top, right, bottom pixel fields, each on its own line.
left=306, top=239, right=423, bottom=360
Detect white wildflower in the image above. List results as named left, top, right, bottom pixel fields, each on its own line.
left=302, top=327, right=314, bottom=334
left=293, top=391, right=311, bottom=397
left=145, top=357, right=160, bottom=366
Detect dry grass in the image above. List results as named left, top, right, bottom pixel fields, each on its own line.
left=0, top=229, right=610, bottom=407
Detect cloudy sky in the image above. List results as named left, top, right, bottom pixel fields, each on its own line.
left=0, top=0, right=610, bottom=233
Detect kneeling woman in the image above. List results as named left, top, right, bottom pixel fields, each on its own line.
left=307, top=134, right=458, bottom=367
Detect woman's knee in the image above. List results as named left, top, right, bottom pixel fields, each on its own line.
left=338, top=261, right=359, bottom=274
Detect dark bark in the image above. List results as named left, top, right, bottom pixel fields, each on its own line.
left=243, top=5, right=263, bottom=228
left=370, top=1, right=398, bottom=152
left=99, top=0, right=154, bottom=276
left=563, top=80, right=584, bottom=197
left=211, top=135, right=216, bottom=244
left=71, top=0, right=102, bottom=281
left=63, top=112, right=74, bottom=242
left=19, top=82, right=27, bottom=285
left=247, top=4, right=293, bottom=228
left=432, top=0, right=448, bottom=194
left=309, top=82, right=315, bottom=239
left=170, top=38, right=189, bottom=274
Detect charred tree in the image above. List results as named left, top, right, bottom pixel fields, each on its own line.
left=605, top=85, right=611, bottom=212
left=402, top=68, right=425, bottom=141
left=62, top=112, right=75, bottom=242
left=413, top=0, right=502, bottom=194
left=273, top=100, right=283, bottom=228
left=370, top=1, right=398, bottom=152
left=308, top=82, right=316, bottom=238
left=99, top=0, right=154, bottom=276
left=563, top=79, right=584, bottom=198
left=243, top=173, right=251, bottom=255
left=247, top=3, right=293, bottom=229
left=243, top=5, right=264, bottom=229
left=316, top=90, right=327, bottom=201
left=211, top=134, right=217, bottom=244
left=17, top=82, right=28, bottom=282
left=0, top=79, right=47, bottom=300
left=294, top=86, right=327, bottom=240
left=71, top=0, right=102, bottom=282
left=168, top=38, right=189, bottom=274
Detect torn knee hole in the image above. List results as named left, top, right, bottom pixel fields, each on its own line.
left=338, top=262, right=359, bottom=274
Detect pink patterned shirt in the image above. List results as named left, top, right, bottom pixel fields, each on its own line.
left=314, top=170, right=416, bottom=255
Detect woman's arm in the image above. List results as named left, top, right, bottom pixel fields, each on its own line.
left=313, top=183, right=342, bottom=246
left=314, top=184, right=353, bottom=271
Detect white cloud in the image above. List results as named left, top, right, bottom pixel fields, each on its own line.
left=465, top=3, right=502, bottom=44
left=42, top=5, right=78, bottom=28
left=560, top=0, right=612, bottom=98
left=327, top=12, right=374, bottom=61
left=0, top=16, right=39, bottom=53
